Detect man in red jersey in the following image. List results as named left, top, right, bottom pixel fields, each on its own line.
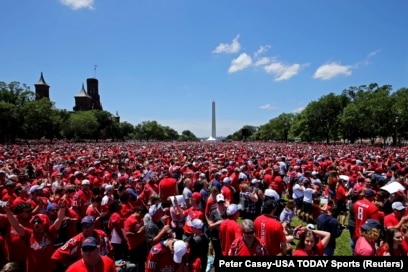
left=52, top=215, right=112, bottom=269
left=219, top=204, right=242, bottom=256
left=124, top=206, right=148, bottom=272
left=352, top=189, right=379, bottom=241
left=254, top=198, right=287, bottom=256
left=66, top=237, right=116, bottom=272
left=146, top=239, right=187, bottom=272
left=183, top=192, right=205, bottom=239
left=384, top=201, right=408, bottom=229
left=228, top=219, right=267, bottom=256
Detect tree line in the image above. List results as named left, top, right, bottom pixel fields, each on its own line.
left=1, top=81, right=407, bottom=144
left=227, top=83, right=408, bottom=145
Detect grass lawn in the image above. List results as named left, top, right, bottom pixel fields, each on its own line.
left=291, top=217, right=352, bottom=256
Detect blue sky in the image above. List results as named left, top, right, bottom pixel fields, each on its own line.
left=1, top=0, right=407, bottom=138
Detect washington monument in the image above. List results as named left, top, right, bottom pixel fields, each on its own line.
left=207, top=99, right=216, bottom=141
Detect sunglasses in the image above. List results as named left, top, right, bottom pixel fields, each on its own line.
left=48, top=209, right=59, bottom=212
left=244, top=231, right=254, bottom=235
left=82, top=246, right=97, bottom=252
left=32, top=220, right=43, bottom=225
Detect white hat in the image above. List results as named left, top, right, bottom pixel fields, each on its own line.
left=199, top=173, right=206, bottom=178
left=238, top=172, right=247, bottom=180
left=251, top=178, right=260, bottom=184
left=81, top=179, right=90, bottom=185
left=264, top=189, right=280, bottom=201
left=392, top=201, right=406, bottom=211
left=306, top=224, right=315, bottom=230
left=223, top=177, right=231, bottom=183
left=226, top=204, right=242, bottom=216
left=311, top=171, right=318, bottom=176
left=188, top=218, right=204, bottom=229
left=173, top=240, right=187, bottom=263
left=29, top=184, right=44, bottom=194
left=216, top=194, right=225, bottom=203
left=149, top=203, right=162, bottom=216
left=104, top=185, right=114, bottom=194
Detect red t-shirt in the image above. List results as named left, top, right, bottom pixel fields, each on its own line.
left=205, top=196, right=216, bottom=217
left=24, top=226, right=57, bottom=272
left=353, top=198, right=379, bottom=239
left=254, top=214, right=286, bottom=256
left=51, top=230, right=111, bottom=265
left=293, top=240, right=325, bottom=256
left=221, top=186, right=233, bottom=203
left=377, top=242, right=406, bottom=256
left=159, top=177, right=178, bottom=204
left=66, top=255, right=116, bottom=272
left=228, top=236, right=267, bottom=256
left=270, top=175, right=284, bottom=194
left=219, top=219, right=242, bottom=256
left=183, top=207, right=204, bottom=235
left=384, top=213, right=400, bottom=229
left=146, top=241, right=178, bottom=272
left=124, top=214, right=146, bottom=250
left=0, top=214, right=31, bottom=263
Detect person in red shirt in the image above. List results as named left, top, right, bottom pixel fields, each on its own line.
left=72, top=179, right=93, bottom=218
left=1, top=181, right=17, bottom=205
left=292, top=228, right=331, bottom=256
left=254, top=198, right=287, bottom=256
left=146, top=239, right=187, bottom=272
left=228, top=219, right=267, bottom=256
left=384, top=201, right=408, bottom=229
left=3, top=198, right=67, bottom=272
left=219, top=204, right=242, bottom=256
left=352, top=189, right=379, bottom=241
left=220, top=177, right=233, bottom=204
left=159, top=170, right=178, bottom=207
left=66, top=237, right=116, bottom=272
left=124, top=206, right=148, bottom=272
left=335, top=178, right=348, bottom=226
left=0, top=202, right=33, bottom=264
left=51, top=216, right=112, bottom=268
left=377, top=228, right=406, bottom=256
left=183, top=192, right=205, bottom=239
left=107, top=200, right=127, bottom=262
left=354, top=219, right=382, bottom=256
left=270, top=167, right=284, bottom=197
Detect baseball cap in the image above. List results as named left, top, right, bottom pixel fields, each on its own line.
left=149, top=203, right=162, bottom=216
left=364, top=189, right=376, bottom=197
left=173, top=240, right=187, bottom=263
left=81, top=216, right=94, bottom=227
left=361, top=219, right=381, bottom=231
left=82, top=237, right=98, bottom=248
left=189, top=218, right=204, bottom=229
left=47, top=203, right=59, bottom=212
left=311, top=171, right=319, bottom=176
left=251, top=178, right=260, bottom=184
left=104, top=185, right=114, bottom=194
left=223, top=177, right=231, bottom=183
left=392, top=201, right=406, bottom=211
left=29, top=184, right=44, bottom=194
left=264, top=189, right=280, bottom=201
left=216, top=194, right=225, bottom=203
left=81, top=179, right=91, bottom=185
left=226, top=204, right=242, bottom=216
left=192, top=192, right=201, bottom=202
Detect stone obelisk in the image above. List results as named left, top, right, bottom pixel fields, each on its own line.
left=211, top=99, right=216, bottom=139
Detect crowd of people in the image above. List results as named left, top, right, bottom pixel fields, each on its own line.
left=0, top=140, right=407, bottom=272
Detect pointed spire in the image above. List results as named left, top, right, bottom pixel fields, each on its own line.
left=75, top=83, right=91, bottom=98
left=115, top=111, right=119, bottom=117
left=36, top=72, right=49, bottom=86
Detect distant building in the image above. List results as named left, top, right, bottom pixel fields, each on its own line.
left=34, top=72, right=50, bottom=100
left=114, top=111, right=120, bottom=123
left=33, top=72, right=103, bottom=112
left=72, top=77, right=103, bottom=111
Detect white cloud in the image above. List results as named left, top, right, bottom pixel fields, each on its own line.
left=260, top=104, right=278, bottom=110
left=212, top=34, right=241, bottom=54
left=254, top=45, right=271, bottom=58
left=313, top=62, right=352, bottom=80
left=59, top=0, right=94, bottom=10
left=264, top=62, right=303, bottom=81
left=228, top=53, right=252, bottom=74
left=254, top=57, right=271, bottom=66
left=292, top=107, right=305, bottom=113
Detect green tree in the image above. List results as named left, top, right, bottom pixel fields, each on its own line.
left=179, top=130, right=198, bottom=141
left=61, top=111, right=99, bottom=139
